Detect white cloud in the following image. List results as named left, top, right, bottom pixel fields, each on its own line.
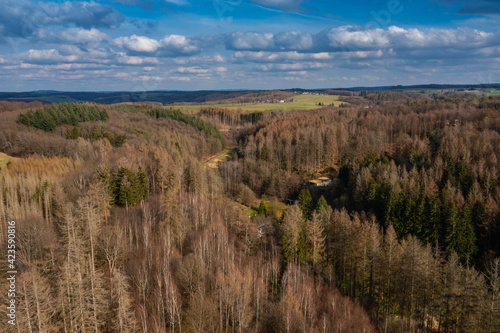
left=23, top=49, right=79, bottom=63
left=256, top=62, right=331, bottom=71
left=325, top=26, right=390, bottom=50
left=226, top=32, right=275, bottom=50
left=232, top=51, right=334, bottom=63
left=116, top=54, right=158, bottom=65
left=112, top=34, right=202, bottom=56
left=174, top=66, right=210, bottom=74
left=275, top=31, right=313, bottom=50
left=133, top=75, right=164, bottom=81
left=0, top=0, right=123, bottom=40
left=169, top=76, right=191, bottom=81
left=212, top=54, right=226, bottom=63
left=226, top=25, right=497, bottom=54
left=160, top=35, right=200, bottom=55
left=114, top=35, right=161, bottom=53
left=60, top=28, right=108, bottom=44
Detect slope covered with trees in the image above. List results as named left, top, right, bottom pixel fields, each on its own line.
left=16, top=103, right=108, bottom=131
left=1, top=93, right=499, bottom=332
left=217, top=96, right=500, bottom=331
left=0, top=100, right=374, bottom=332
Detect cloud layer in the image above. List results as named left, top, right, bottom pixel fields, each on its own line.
left=1, top=0, right=500, bottom=90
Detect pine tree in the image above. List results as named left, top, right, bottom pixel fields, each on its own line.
left=256, top=200, right=268, bottom=215
left=260, top=143, right=270, bottom=161
left=315, top=195, right=328, bottom=213
left=444, top=202, right=460, bottom=258
left=137, top=166, right=149, bottom=201
left=67, top=126, right=80, bottom=140
left=298, top=189, right=313, bottom=220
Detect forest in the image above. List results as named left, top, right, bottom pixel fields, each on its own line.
left=0, top=91, right=499, bottom=332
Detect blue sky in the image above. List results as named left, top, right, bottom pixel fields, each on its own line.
left=0, top=0, right=499, bottom=91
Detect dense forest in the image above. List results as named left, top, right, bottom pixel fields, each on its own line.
left=0, top=93, right=499, bottom=332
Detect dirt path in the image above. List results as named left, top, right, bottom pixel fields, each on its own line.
left=204, top=147, right=234, bottom=168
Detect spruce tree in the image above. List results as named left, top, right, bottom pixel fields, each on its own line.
left=298, top=189, right=313, bottom=220
left=315, top=195, right=328, bottom=213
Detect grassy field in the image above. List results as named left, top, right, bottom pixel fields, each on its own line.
left=174, top=94, right=344, bottom=113
left=470, top=90, right=500, bottom=97
left=0, top=152, right=15, bottom=169
left=205, top=148, right=235, bottom=168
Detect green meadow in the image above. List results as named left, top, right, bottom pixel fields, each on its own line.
left=174, top=94, right=344, bottom=113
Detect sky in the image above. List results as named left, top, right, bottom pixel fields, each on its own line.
left=0, top=0, right=500, bottom=91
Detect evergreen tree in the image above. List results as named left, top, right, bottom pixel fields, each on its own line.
left=422, top=196, right=442, bottom=247
left=16, top=103, right=108, bottom=132
left=444, top=202, right=460, bottom=258
left=260, top=143, right=270, bottom=161
left=315, top=195, right=328, bottom=213
left=256, top=200, right=268, bottom=216
left=458, top=207, right=477, bottom=263
left=91, top=127, right=102, bottom=141
left=444, top=204, right=477, bottom=263
left=137, top=167, right=149, bottom=201
left=298, top=189, right=313, bottom=220
left=66, top=126, right=80, bottom=140
left=117, top=172, right=132, bottom=208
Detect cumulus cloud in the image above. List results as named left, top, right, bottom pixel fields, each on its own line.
left=60, top=28, right=109, bottom=44
left=226, top=26, right=496, bottom=54
left=21, top=49, right=79, bottom=64
left=274, top=31, right=313, bottom=50
left=113, top=34, right=202, bottom=56
left=169, top=76, right=191, bottom=82
left=14, top=46, right=119, bottom=67
left=232, top=51, right=334, bottom=63
left=0, top=0, right=123, bottom=40
left=116, top=53, right=159, bottom=65
left=174, top=66, right=210, bottom=74
left=255, top=62, right=331, bottom=72
left=114, top=35, right=161, bottom=53
left=43, top=1, right=124, bottom=28
left=226, top=32, right=275, bottom=51
left=160, top=35, right=201, bottom=56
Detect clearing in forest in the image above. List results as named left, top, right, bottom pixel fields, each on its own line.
left=175, top=94, right=345, bottom=113
left=471, top=90, right=500, bottom=97
left=205, top=148, right=235, bottom=168
left=0, top=152, right=15, bottom=169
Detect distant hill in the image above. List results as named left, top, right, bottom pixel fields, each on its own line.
left=0, top=90, right=267, bottom=104
left=0, top=83, right=499, bottom=104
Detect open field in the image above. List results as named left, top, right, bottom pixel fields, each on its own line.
left=174, top=94, right=344, bottom=113
left=470, top=90, right=500, bottom=97
left=205, top=148, right=235, bottom=168
left=0, top=152, right=15, bottom=169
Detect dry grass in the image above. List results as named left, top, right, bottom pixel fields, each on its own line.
left=205, top=148, right=235, bottom=168
left=0, top=152, right=16, bottom=169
